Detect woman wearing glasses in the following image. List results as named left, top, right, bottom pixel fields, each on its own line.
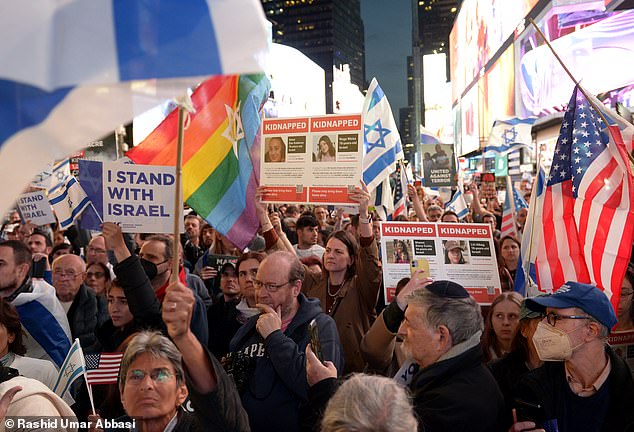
left=90, top=281, right=249, bottom=432
left=85, top=262, right=111, bottom=297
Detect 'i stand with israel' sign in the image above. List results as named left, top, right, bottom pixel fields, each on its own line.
left=103, top=163, right=180, bottom=233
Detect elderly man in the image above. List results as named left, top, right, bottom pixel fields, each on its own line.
left=512, top=282, right=634, bottom=432
left=426, top=205, right=443, bottom=222
left=0, top=240, right=71, bottom=367
left=229, top=251, right=344, bottom=432
left=397, top=280, right=504, bottom=432
left=52, top=254, right=108, bottom=349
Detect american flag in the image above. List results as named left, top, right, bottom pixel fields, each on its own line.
left=501, top=177, right=529, bottom=238
left=84, top=352, right=123, bottom=385
left=392, top=164, right=407, bottom=219
left=535, top=86, right=634, bottom=309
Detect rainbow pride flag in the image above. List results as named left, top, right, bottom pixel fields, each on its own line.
left=127, top=74, right=270, bottom=249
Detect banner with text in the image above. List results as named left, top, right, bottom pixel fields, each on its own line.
left=81, top=161, right=181, bottom=233
left=17, top=190, right=56, bottom=226
left=422, top=144, right=457, bottom=187
left=379, top=221, right=502, bottom=304
left=260, top=114, right=363, bottom=205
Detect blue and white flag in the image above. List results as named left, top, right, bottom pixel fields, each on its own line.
left=48, top=177, right=91, bottom=230
left=362, top=78, right=404, bottom=192
left=445, top=189, right=469, bottom=219
left=48, top=159, right=71, bottom=196
left=53, top=339, right=86, bottom=399
left=484, top=117, right=537, bottom=155
left=514, top=166, right=547, bottom=297
left=0, top=0, right=269, bottom=216
left=371, top=177, right=394, bottom=222
left=13, top=279, right=72, bottom=367
left=420, top=126, right=441, bottom=145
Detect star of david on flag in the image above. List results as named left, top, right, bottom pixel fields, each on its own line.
left=362, top=78, right=404, bottom=192
left=485, top=117, right=536, bottom=155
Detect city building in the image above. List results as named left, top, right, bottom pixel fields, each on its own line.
left=261, top=0, right=366, bottom=113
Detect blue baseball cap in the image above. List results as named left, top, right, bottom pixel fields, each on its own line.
left=525, top=281, right=617, bottom=329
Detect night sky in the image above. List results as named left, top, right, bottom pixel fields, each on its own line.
left=361, top=0, right=412, bottom=114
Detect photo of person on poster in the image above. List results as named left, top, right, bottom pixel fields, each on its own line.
left=265, top=136, right=286, bottom=163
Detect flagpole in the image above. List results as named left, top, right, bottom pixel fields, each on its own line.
left=527, top=18, right=634, bottom=166
left=523, top=156, right=542, bottom=296
left=171, top=106, right=186, bottom=283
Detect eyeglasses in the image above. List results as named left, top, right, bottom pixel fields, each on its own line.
left=253, top=280, right=294, bottom=292
left=53, top=270, right=81, bottom=279
left=621, top=290, right=634, bottom=297
left=87, top=247, right=107, bottom=254
left=544, top=312, right=591, bottom=326
left=86, top=271, right=105, bottom=279
left=127, top=368, right=175, bottom=385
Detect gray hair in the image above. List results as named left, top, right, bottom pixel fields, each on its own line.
left=408, top=288, right=483, bottom=345
left=321, top=374, right=418, bottom=432
left=119, top=331, right=185, bottom=391
left=573, top=307, right=609, bottom=339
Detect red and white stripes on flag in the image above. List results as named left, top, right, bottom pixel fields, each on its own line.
left=501, top=176, right=518, bottom=238
left=535, top=86, right=634, bottom=311
left=85, top=352, right=123, bottom=385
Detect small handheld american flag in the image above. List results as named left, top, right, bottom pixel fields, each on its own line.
left=84, top=352, right=123, bottom=385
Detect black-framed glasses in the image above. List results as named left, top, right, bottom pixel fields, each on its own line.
left=253, top=280, right=294, bottom=292
left=544, top=312, right=591, bottom=326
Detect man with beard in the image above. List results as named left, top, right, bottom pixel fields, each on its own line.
left=0, top=241, right=71, bottom=367
left=397, top=280, right=504, bottom=431
left=229, top=251, right=344, bottom=432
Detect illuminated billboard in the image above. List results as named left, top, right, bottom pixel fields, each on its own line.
left=450, top=0, right=540, bottom=103
left=516, top=9, right=634, bottom=116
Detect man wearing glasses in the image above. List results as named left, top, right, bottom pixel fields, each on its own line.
left=228, top=251, right=344, bottom=432
left=51, top=254, right=108, bottom=350
left=512, top=281, right=634, bottom=432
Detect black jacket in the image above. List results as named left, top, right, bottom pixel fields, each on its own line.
left=68, top=284, right=108, bottom=351
left=229, top=294, right=344, bottom=432
left=207, top=297, right=242, bottom=359
left=113, top=255, right=208, bottom=346
left=489, top=349, right=531, bottom=429
left=410, top=344, right=505, bottom=432
left=515, top=345, right=634, bottom=432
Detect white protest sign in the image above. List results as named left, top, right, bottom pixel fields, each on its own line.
left=16, top=190, right=56, bottom=226
left=379, top=221, right=502, bottom=305
left=102, top=163, right=182, bottom=233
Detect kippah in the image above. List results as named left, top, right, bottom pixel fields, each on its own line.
left=425, top=280, right=469, bottom=298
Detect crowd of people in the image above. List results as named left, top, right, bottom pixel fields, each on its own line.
left=0, top=179, right=632, bottom=432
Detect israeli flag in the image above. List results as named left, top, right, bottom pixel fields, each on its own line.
left=48, top=177, right=91, bottom=230
left=0, top=0, right=269, bottom=217
left=53, top=339, right=86, bottom=399
left=484, top=117, right=537, bottom=155
left=362, top=78, right=404, bottom=192
left=445, top=189, right=469, bottom=220
left=13, top=279, right=72, bottom=368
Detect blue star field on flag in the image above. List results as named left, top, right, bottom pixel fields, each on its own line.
left=547, top=90, right=610, bottom=197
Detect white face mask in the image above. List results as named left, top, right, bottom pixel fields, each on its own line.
left=532, top=321, right=584, bottom=362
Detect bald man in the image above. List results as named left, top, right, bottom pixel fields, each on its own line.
left=52, top=254, right=108, bottom=349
